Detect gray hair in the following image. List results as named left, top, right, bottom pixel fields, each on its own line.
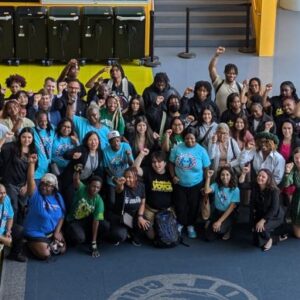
left=217, top=122, right=230, bottom=133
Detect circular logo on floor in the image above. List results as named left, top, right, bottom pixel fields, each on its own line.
left=108, top=274, right=257, bottom=300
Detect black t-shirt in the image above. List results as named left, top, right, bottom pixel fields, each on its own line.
left=116, top=182, right=145, bottom=216
left=270, top=96, right=284, bottom=119
left=143, top=167, right=173, bottom=210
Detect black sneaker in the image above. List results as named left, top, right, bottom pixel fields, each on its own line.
left=131, top=237, right=141, bottom=247
left=8, top=252, right=28, bottom=263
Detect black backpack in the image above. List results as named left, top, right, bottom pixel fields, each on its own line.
left=154, top=210, right=179, bottom=248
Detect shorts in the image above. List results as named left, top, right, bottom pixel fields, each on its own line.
left=144, top=205, right=175, bottom=225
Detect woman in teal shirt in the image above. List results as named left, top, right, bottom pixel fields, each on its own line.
left=204, top=166, right=240, bottom=241
left=169, top=127, right=210, bottom=238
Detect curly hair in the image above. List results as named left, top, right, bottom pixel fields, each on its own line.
left=5, top=74, right=26, bottom=88
left=215, top=166, right=237, bottom=189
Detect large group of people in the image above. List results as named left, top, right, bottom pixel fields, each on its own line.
left=0, top=46, right=298, bottom=262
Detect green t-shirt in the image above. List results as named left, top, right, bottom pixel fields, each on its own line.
left=68, top=182, right=104, bottom=221
left=161, top=133, right=184, bottom=150
left=100, top=107, right=125, bottom=135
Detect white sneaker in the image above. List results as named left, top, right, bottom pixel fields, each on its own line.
left=177, top=224, right=184, bottom=235
left=187, top=226, right=197, bottom=239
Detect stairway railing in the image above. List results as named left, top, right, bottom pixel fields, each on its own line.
left=178, top=2, right=254, bottom=59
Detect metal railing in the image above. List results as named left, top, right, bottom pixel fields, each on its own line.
left=178, top=2, right=255, bottom=59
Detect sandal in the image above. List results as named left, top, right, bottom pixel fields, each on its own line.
left=222, top=231, right=231, bottom=241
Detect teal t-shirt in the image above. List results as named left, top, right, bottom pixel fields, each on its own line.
left=0, top=195, right=14, bottom=235
left=34, top=127, right=55, bottom=179
left=68, top=182, right=104, bottom=221
left=73, top=115, right=110, bottom=149
left=103, top=142, right=133, bottom=185
left=169, top=143, right=210, bottom=187
left=210, top=183, right=240, bottom=212
left=51, top=135, right=75, bottom=169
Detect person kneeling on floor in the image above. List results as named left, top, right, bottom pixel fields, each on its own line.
left=204, top=166, right=240, bottom=241
left=23, top=154, right=66, bottom=260
left=0, top=184, right=26, bottom=262
left=107, top=167, right=148, bottom=247
left=65, top=164, right=109, bottom=257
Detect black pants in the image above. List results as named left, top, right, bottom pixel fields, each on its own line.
left=65, top=216, right=110, bottom=245
left=253, top=218, right=283, bottom=247
left=107, top=213, right=143, bottom=244
left=205, top=209, right=236, bottom=241
left=5, top=184, right=28, bottom=225
left=11, top=224, right=25, bottom=255
left=105, top=184, right=116, bottom=213
left=173, top=182, right=202, bottom=226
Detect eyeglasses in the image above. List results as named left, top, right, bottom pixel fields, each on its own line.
left=218, top=131, right=228, bottom=135
left=40, top=181, right=55, bottom=188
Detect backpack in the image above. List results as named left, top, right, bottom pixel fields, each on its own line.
left=154, top=210, right=179, bottom=248
left=215, top=79, right=242, bottom=99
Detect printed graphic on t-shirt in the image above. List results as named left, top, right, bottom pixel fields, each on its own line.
left=110, top=156, right=127, bottom=173
left=125, top=196, right=141, bottom=205
left=175, top=153, right=196, bottom=170
left=74, top=198, right=95, bottom=219
left=40, top=136, right=53, bottom=154
left=275, top=107, right=283, bottom=117
left=101, top=119, right=113, bottom=130
left=42, top=202, right=60, bottom=211
left=152, top=180, right=173, bottom=192
left=54, top=143, right=73, bottom=159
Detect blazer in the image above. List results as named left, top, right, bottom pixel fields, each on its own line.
left=251, top=187, right=284, bottom=223
left=62, top=145, right=104, bottom=187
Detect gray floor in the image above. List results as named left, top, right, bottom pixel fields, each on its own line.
left=153, top=9, right=300, bottom=98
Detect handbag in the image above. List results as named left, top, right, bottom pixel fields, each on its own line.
left=201, top=194, right=211, bottom=220
left=120, top=190, right=134, bottom=228
left=121, top=212, right=133, bottom=228
left=49, top=239, right=65, bottom=255
left=47, top=233, right=65, bottom=255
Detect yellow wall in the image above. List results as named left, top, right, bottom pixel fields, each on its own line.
left=252, top=0, right=278, bottom=56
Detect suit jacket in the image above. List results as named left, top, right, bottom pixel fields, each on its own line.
left=251, top=187, right=284, bottom=222
left=55, top=94, right=87, bottom=118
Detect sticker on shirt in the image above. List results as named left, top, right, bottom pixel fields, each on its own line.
left=175, top=153, right=196, bottom=170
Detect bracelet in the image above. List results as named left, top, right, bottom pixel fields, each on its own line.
left=138, top=214, right=143, bottom=218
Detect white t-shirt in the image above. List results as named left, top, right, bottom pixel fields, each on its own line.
left=213, top=75, right=242, bottom=114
